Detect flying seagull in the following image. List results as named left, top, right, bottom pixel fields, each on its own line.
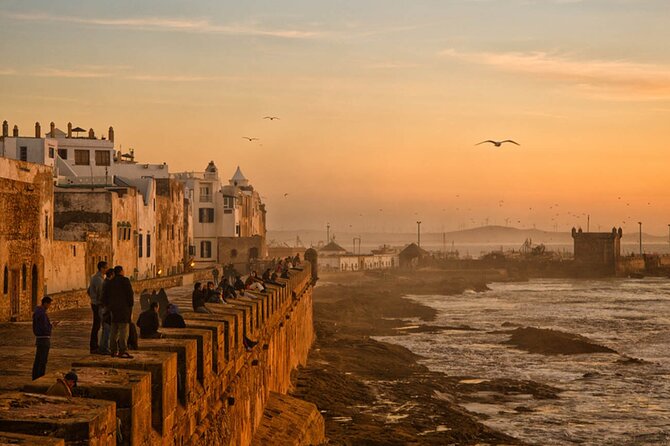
left=476, top=140, right=520, bottom=147
left=284, top=193, right=289, bottom=197
left=263, top=116, right=280, bottom=120
left=242, top=137, right=259, bottom=142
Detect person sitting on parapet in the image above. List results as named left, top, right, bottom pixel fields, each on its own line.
left=163, top=304, right=186, bottom=328
left=280, top=268, right=291, bottom=279
left=222, top=278, right=237, bottom=301
left=207, top=288, right=226, bottom=304
left=293, top=253, right=301, bottom=266
left=245, top=271, right=265, bottom=292
left=136, top=302, right=162, bottom=339
left=261, top=268, right=272, bottom=282
left=46, top=371, right=78, bottom=398
left=192, top=282, right=210, bottom=314
left=233, top=275, right=245, bottom=292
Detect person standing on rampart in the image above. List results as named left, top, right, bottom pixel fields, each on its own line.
left=87, top=261, right=107, bottom=354
left=102, top=265, right=134, bottom=359
left=32, top=296, right=58, bottom=380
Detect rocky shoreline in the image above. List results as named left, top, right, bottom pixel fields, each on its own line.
left=290, top=270, right=560, bottom=445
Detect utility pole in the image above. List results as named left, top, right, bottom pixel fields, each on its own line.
left=326, top=223, right=330, bottom=244
left=638, top=221, right=643, bottom=256
left=587, top=215, right=590, bottom=232
left=416, top=221, right=422, bottom=248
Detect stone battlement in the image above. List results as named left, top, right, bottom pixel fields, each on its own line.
left=0, top=264, right=324, bottom=445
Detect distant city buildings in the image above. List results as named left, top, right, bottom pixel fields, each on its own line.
left=317, top=239, right=398, bottom=272
left=0, top=119, right=268, bottom=321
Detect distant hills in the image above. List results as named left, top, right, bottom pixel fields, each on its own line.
left=268, top=225, right=667, bottom=251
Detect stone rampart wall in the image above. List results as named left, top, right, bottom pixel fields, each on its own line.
left=5, top=264, right=324, bottom=445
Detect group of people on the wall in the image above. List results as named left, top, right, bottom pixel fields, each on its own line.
left=32, top=261, right=189, bottom=381
left=31, top=253, right=304, bottom=384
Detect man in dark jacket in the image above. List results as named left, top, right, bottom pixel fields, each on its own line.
left=136, top=302, right=161, bottom=339
left=102, top=266, right=134, bottom=358
left=32, top=296, right=58, bottom=380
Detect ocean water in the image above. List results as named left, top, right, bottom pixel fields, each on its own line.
left=375, top=279, right=670, bottom=445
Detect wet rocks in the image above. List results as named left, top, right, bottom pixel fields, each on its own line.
left=503, top=327, right=618, bottom=355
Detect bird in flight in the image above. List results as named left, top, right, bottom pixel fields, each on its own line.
left=242, top=137, right=259, bottom=142
left=284, top=193, right=289, bottom=197
left=263, top=116, right=280, bottom=120
left=476, top=140, right=520, bottom=147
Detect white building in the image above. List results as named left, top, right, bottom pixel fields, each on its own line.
left=172, top=162, right=267, bottom=267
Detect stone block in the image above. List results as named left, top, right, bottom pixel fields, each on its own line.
left=0, top=392, right=116, bottom=445
left=72, top=351, right=177, bottom=435
left=160, top=328, right=213, bottom=384
left=23, top=367, right=152, bottom=446
left=0, top=431, right=65, bottom=446
left=137, top=338, right=198, bottom=407
left=180, top=318, right=226, bottom=374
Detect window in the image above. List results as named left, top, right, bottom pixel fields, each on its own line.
left=21, top=264, right=27, bottom=291
left=74, top=150, right=90, bottom=165
left=158, top=224, right=162, bottom=240
left=48, top=147, right=55, bottom=159
left=72, top=245, right=77, bottom=256
left=231, top=249, right=238, bottom=258
left=147, top=234, right=151, bottom=258
left=201, top=241, right=212, bottom=258
left=200, top=185, right=212, bottom=202
left=45, top=215, right=49, bottom=239
left=19, top=146, right=27, bottom=162
left=199, top=208, right=214, bottom=223
left=189, top=245, right=195, bottom=256
left=2, top=266, right=7, bottom=294
left=223, top=196, right=235, bottom=209
left=57, top=148, right=67, bottom=160
left=138, top=234, right=143, bottom=258
left=95, top=150, right=111, bottom=166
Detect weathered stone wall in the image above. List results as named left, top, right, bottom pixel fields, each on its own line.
left=45, top=240, right=87, bottom=294
left=217, top=235, right=266, bottom=273
left=155, top=179, right=185, bottom=277
left=0, top=158, right=52, bottom=321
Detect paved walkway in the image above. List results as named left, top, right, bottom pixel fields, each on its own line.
left=0, top=283, right=194, bottom=392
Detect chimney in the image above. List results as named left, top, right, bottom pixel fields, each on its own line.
left=50, top=122, right=55, bottom=137
left=2, top=121, right=7, bottom=137
left=12, top=125, right=18, bottom=137
left=35, top=122, right=41, bottom=138
left=88, top=128, right=95, bottom=139
left=108, top=126, right=114, bottom=143
left=67, top=122, right=72, bottom=138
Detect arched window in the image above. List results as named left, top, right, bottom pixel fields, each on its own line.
left=231, top=249, right=238, bottom=259
left=21, top=264, right=27, bottom=291
left=249, top=247, right=259, bottom=260
left=2, top=266, right=7, bottom=294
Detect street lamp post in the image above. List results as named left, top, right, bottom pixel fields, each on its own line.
left=326, top=223, right=330, bottom=244
left=416, top=221, right=422, bottom=247
left=638, top=221, right=643, bottom=257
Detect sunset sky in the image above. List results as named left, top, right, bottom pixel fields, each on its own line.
left=2, top=0, right=669, bottom=234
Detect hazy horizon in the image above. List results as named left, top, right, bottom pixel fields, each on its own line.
left=2, top=0, right=669, bottom=234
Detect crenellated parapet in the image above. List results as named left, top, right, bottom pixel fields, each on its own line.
left=0, top=263, right=324, bottom=445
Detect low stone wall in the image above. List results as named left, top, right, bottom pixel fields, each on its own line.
left=2, top=264, right=324, bottom=445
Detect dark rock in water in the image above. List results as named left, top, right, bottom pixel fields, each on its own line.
left=504, top=327, right=618, bottom=355
left=514, top=406, right=535, bottom=413
left=616, top=356, right=647, bottom=365
left=582, top=372, right=601, bottom=379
